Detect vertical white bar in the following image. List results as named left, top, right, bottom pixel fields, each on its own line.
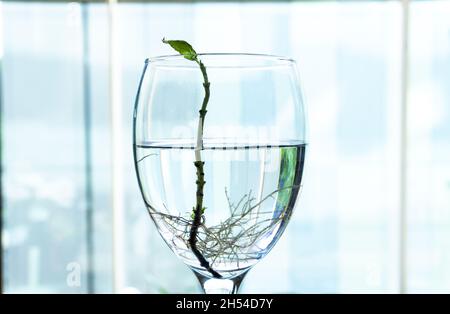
left=0, top=0, right=4, bottom=294
left=28, top=245, right=41, bottom=290
left=0, top=1, right=3, bottom=60
left=399, top=0, right=410, bottom=294
left=108, top=0, right=125, bottom=293
left=28, top=246, right=40, bottom=289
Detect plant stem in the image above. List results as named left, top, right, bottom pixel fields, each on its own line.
left=189, top=59, right=222, bottom=278
left=197, top=60, right=210, bottom=130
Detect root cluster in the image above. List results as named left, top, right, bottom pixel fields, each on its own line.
left=151, top=188, right=288, bottom=269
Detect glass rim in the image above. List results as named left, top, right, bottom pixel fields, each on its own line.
left=145, top=53, right=296, bottom=69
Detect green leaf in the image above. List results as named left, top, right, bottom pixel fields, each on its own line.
left=162, top=38, right=197, bottom=61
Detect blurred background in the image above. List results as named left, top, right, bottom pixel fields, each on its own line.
left=1, top=0, right=450, bottom=293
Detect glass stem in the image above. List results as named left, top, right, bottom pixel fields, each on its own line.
left=194, top=270, right=249, bottom=294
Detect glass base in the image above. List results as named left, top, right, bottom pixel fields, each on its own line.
left=194, top=270, right=250, bottom=294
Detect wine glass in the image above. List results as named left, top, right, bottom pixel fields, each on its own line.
left=133, top=53, right=306, bottom=294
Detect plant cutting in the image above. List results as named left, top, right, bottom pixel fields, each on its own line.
left=162, top=38, right=220, bottom=278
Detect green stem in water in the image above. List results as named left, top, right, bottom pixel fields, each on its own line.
left=188, top=59, right=221, bottom=278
